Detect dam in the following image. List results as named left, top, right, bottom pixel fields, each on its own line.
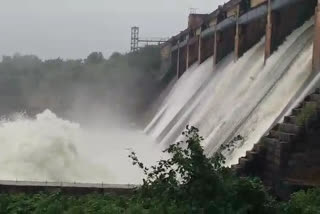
left=144, top=0, right=320, bottom=197
left=0, top=0, right=320, bottom=197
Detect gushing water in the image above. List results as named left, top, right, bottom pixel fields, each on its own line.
left=146, top=19, right=316, bottom=165
left=144, top=60, right=213, bottom=139
left=0, top=110, right=163, bottom=184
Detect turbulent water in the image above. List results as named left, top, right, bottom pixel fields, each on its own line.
left=0, top=19, right=317, bottom=184
left=0, top=110, right=163, bottom=183
left=146, top=19, right=317, bottom=166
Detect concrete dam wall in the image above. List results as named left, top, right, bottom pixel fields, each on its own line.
left=163, top=0, right=320, bottom=77
left=145, top=0, right=320, bottom=196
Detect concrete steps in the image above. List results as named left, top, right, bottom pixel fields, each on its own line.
left=292, top=108, right=302, bottom=116
left=285, top=167, right=320, bottom=186
left=252, top=141, right=266, bottom=152
left=278, top=123, right=300, bottom=134
left=288, top=151, right=320, bottom=167
left=233, top=88, right=320, bottom=193
left=269, top=130, right=296, bottom=142
left=304, top=101, right=319, bottom=110
left=307, top=94, right=320, bottom=103
left=262, top=137, right=279, bottom=146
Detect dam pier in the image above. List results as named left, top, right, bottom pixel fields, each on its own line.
left=161, top=0, right=320, bottom=78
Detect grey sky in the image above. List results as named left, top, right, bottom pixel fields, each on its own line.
left=0, top=0, right=225, bottom=59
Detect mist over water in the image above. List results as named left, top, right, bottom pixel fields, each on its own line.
left=0, top=109, right=163, bottom=184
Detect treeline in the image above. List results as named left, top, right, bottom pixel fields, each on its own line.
left=0, top=46, right=167, bottom=125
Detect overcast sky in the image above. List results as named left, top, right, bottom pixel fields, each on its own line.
left=0, top=0, right=225, bottom=59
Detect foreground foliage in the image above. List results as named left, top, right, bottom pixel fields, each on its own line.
left=129, top=126, right=275, bottom=213
left=279, top=188, right=320, bottom=214
left=0, top=127, right=319, bottom=213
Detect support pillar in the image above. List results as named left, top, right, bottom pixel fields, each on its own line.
left=313, top=2, right=320, bottom=72
left=235, top=24, right=243, bottom=61
left=264, top=0, right=272, bottom=64
left=235, top=24, right=240, bottom=61
left=234, top=9, right=241, bottom=61
left=186, top=36, right=190, bottom=69
left=176, top=42, right=180, bottom=79
left=198, top=31, right=202, bottom=64
left=213, top=30, right=220, bottom=66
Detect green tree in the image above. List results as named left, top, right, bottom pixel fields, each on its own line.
left=280, top=188, right=320, bottom=214
left=85, top=52, right=104, bottom=64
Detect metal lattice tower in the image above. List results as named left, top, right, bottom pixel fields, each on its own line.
left=131, top=27, right=139, bottom=52
left=130, top=26, right=168, bottom=51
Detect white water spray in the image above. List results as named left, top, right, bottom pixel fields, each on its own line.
left=0, top=110, right=163, bottom=184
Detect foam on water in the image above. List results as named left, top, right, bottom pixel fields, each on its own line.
left=0, top=110, right=163, bottom=183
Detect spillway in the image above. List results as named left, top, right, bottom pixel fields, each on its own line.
left=145, top=18, right=316, bottom=165
left=144, top=60, right=213, bottom=139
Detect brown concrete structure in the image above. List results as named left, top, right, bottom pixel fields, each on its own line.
left=313, top=1, right=320, bottom=72
left=214, top=1, right=239, bottom=64
left=235, top=0, right=265, bottom=60
left=265, top=0, right=317, bottom=63
left=170, top=49, right=178, bottom=77
left=188, top=14, right=208, bottom=29
left=240, top=16, right=266, bottom=58
left=213, top=31, right=219, bottom=65
left=264, top=0, right=272, bottom=63
left=154, top=0, right=320, bottom=199
left=233, top=89, right=320, bottom=199
left=251, top=0, right=267, bottom=8
left=197, top=28, right=202, bottom=64
left=159, top=42, right=172, bottom=76
left=162, top=0, right=320, bottom=195
left=186, top=37, right=190, bottom=69
left=200, top=34, right=215, bottom=63
left=215, top=27, right=236, bottom=64
left=185, top=14, right=208, bottom=69
left=165, top=0, right=317, bottom=79
left=176, top=44, right=180, bottom=77
left=178, top=45, right=187, bottom=78
left=234, top=13, right=241, bottom=61
left=187, top=36, right=199, bottom=68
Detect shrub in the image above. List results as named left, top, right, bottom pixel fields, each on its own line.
left=279, top=188, right=320, bottom=214
left=130, top=125, right=275, bottom=213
